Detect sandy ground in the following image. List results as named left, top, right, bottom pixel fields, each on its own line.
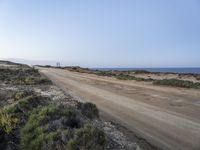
left=133, top=73, right=200, bottom=83
left=39, top=68, right=200, bottom=150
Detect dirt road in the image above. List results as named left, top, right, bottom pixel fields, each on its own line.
left=39, top=68, right=200, bottom=150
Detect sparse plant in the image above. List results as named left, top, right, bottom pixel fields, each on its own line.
left=0, top=62, right=108, bottom=150
left=0, top=66, right=51, bottom=85
left=78, top=102, right=99, bottom=119
left=134, top=70, right=150, bottom=74
left=0, top=109, right=19, bottom=134
left=6, top=95, right=49, bottom=114
left=20, top=104, right=106, bottom=150
left=153, top=79, right=200, bottom=89
left=116, top=74, right=153, bottom=82
left=20, top=105, right=82, bottom=150
left=13, top=91, right=31, bottom=101
left=67, top=125, right=106, bottom=150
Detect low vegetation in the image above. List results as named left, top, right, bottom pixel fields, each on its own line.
left=0, top=90, right=17, bottom=107
left=68, top=67, right=200, bottom=89
left=77, top=102, right=99, bottom=119
left=1, top=90, right=105, bottom=150
left=20, top=105, right=106, bottom=150
left=0, top=61, right=107, bottom=150
left=67, top=125, right=106, bottom=150
left=94, top=71, right=116, bottom=77
left=0, top=67, right=51, bottom=85
left=20, top=105, right=78, bottom=150
left=153, top=79, right=200, bottom=89
left=116, top=74, right=153, bottom=81
left=134, top=70, right=150, bottom=74
left=0, top=109, right=19, bottom=134
left=6, top=95, right=49, bottom=115
left=9, top=76, right=51, bottom=85
left=13, top=90, right=33, bottom=101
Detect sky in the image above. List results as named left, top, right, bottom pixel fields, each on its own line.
left=0, top=0, right=200, bottom=67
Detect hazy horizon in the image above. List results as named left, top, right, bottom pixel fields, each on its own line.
left=1, top=58, right=200, bottom=69
left=1, top=1, right=200, bottom=68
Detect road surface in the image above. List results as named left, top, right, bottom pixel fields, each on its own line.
left=39, top=68, right=200, bottom=150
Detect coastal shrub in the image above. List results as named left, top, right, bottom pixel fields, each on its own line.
left=94, top=71, right=115, bottom=77
left=6, top=95, right=49, bottom=114
left=0, top=66, right=51, bottom=85
left=116, top=74, right=137, bottom=80
left=21, top=126, right=70, bottom=150
left=13, top=90, right=32, bottom=101
left=20, top=105, right=82, bottom=150
left=104, top=72, right=115, bottom=76
left=0, top=109, right=19, bottom=134
left=0, top=68, right=19, bottom=81
left=0, top=67, right=39, bottom=81
left=78, top=102, right=99, bottom=119
left=0, top=95, right=49, bottom=149
left=153, top=79, right=200, bottom=89
left=10, top=76, right=51, bottom=85
left=134, top=70, right=150, bottom=74
left=24, top=77, right=36, bottom=84
left=24, top=68, right=40, bottom=76
left=67, top=125, right=106, bottom=150
left=20, top=104, right=106, bottom=150
left=0, top=90, right=16, bottom=107
left=24, top=77, right=51, bottom=85
left=35, top=77, right=52, bottom=84
left=116, top=74, right=153, bottom=82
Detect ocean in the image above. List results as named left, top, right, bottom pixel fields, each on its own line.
left=92, top=68, right=200, bottom=74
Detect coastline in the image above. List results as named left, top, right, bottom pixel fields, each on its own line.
left=91, top=67, right=200, bottom=74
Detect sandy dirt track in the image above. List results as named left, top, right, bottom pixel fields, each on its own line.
left=39, top=68, right=200, bottom=150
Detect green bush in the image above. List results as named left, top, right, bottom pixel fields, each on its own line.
left=78, top=102, right=99, bottom=119
left=0, top=109, right=19, bottom=134
left=67, top=125, right=106, bottom=150
left=0, top=66, right=51, bottom=85
left=153, top=79, right=200, bottom=89
left=24, top=68, right=40, bottom=76
left=94, top=71, right=115, bottom=77
left=134, top=70, right=150, bottom=74
left=24, top=77, right=52, bottom=85
left=6, top=96, right=49, bottom=114
left=13, top=91, right=32, bottom=101
left=10, top=76, right=51, bottom=85
left=116, top=74, right=153, bottom=82
left=35, top=77, right=52, bottom=84
left=0, top=90, right=16, bottom=107
left=21, top=127, right=70, bottom=150
left=20, top=105, right=81, bottom=150
left=0, top=68, right=40, bottom=82
left=21, top=105, right=106, bottom=150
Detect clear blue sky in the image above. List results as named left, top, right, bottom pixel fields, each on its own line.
left=0, top=0, right=200, bottom=67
